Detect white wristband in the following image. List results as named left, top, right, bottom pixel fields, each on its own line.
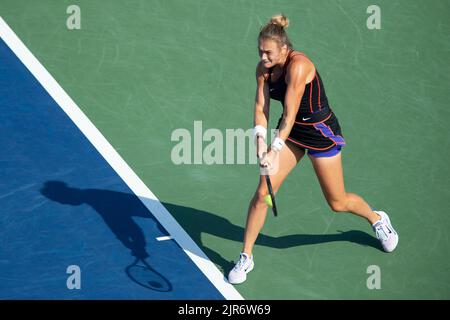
left=271, top=137, right=285, bottom=152
left=253, top=125, right=267, bottom=142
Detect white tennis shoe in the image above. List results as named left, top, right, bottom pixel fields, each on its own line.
left=372, top=211, right=399, bottom=252
left=228, top=253, right=254, bottom=285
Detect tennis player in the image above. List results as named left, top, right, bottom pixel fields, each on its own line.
left=228, top=14, right=399, bottom=285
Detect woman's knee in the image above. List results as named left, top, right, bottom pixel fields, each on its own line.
left=253, top=189, right=270, bottom=207
left=328, top=198, right=349, bottom=213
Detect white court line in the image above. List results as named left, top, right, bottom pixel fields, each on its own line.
left=0, top=16, right=243, bottom=300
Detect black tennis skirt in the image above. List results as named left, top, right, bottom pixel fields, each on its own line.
left=276, top=111, right=346, bottom=151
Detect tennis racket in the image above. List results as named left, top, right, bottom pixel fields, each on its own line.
left=265, top=174, right=278, bottom=217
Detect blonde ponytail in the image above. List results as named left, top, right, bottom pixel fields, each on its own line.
left=270, top=14, right=289, bottom=29
left=258, top=14, right=293, bottom=49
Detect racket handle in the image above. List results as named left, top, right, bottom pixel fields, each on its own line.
left=265, top=175, right=278, bottom=217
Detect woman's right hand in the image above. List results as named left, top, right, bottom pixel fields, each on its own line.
left=256, top=135, right=268, bottom=161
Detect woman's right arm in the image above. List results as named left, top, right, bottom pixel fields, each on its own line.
left=253, top=62, right=270, bottom=161
left=254, top=62, right=270, bottom=128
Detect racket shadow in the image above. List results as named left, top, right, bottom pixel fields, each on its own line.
left=126, top=258, right=172, bottom=292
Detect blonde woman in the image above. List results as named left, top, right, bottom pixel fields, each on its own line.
left=228, top=14, right=398, bottom=285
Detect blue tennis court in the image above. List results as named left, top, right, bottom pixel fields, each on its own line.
left=0, top=32, right=236, bottom=299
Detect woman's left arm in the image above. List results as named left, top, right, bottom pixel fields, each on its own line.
left=276, top=59, right=311, bottom=141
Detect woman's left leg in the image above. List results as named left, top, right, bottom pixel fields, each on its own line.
left=308, top=152, right=380, bottom=225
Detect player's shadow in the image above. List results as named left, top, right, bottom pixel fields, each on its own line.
left=162, top=203, right=382, bottom=273
left=40, top=181, right=381, bottom=279
left=40, top=181, right=172, bottom=292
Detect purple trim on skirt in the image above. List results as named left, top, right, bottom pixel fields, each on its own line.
left=313, top=122, right=346, bottom=146
left=308, top=145, right=342, bottom=158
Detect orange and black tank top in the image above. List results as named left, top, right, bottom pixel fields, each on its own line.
left=266, top=50, right=332, bottom=123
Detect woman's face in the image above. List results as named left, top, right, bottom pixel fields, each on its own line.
left=258, top=39, right=287, bottom=68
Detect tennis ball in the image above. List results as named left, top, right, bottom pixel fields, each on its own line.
left=264, top=195, right=273, bottom=207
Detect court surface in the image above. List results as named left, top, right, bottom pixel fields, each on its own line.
left=1, top=0, right=449, bottom=299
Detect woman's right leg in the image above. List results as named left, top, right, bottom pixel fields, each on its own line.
left=242, top=141, right=305, bottom=255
